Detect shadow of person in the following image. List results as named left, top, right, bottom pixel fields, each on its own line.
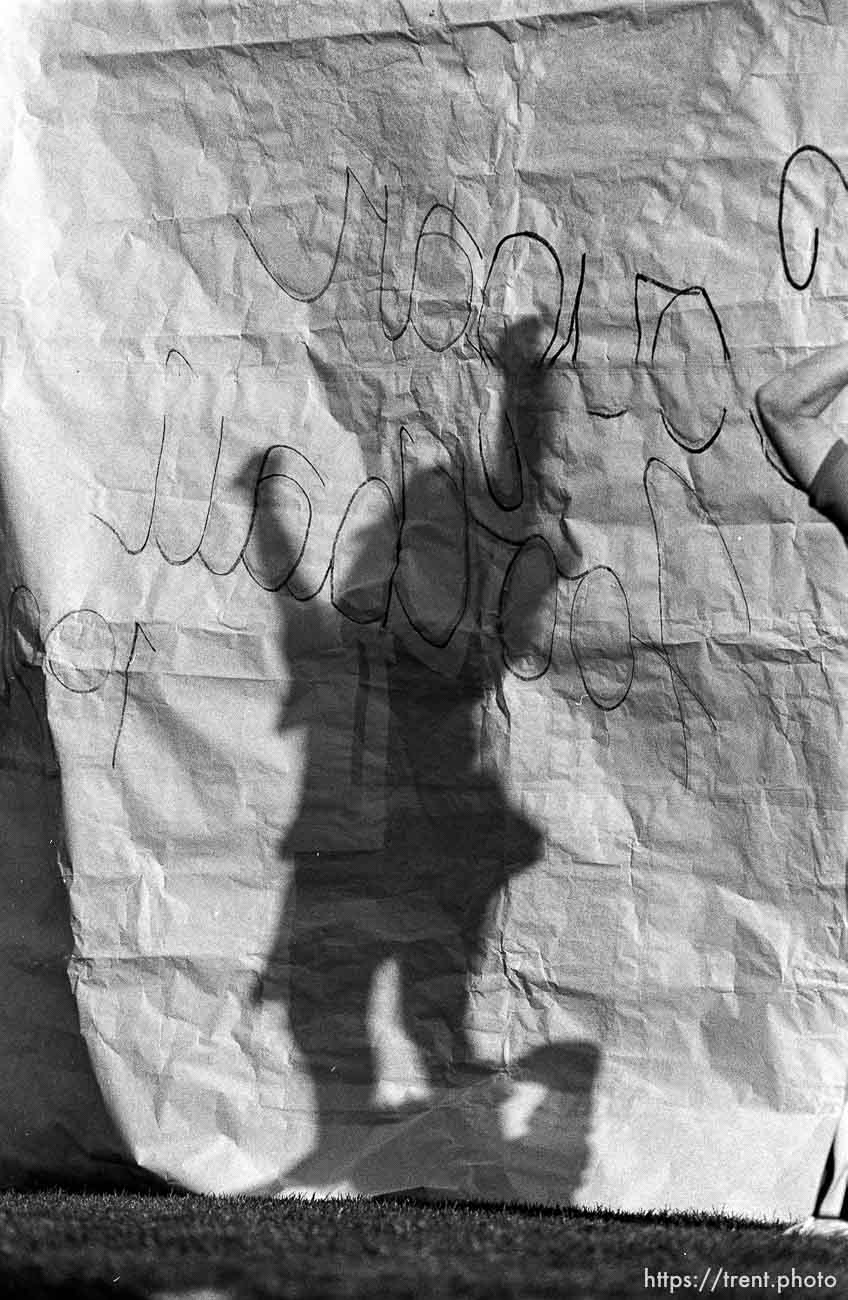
left=249, top=313, right=600, bottom=1201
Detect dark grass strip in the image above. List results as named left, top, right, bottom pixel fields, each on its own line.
left=0, top=1192, right=843, bottom=1298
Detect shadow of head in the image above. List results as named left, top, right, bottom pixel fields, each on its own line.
left=511, top=1041, right=601, bottom=1097
left=489, top=312, right=556, bottom=379
left=483, top=312, right=564, bottom=502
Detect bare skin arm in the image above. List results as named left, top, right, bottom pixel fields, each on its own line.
left=755, top=342, right=848, bottom=490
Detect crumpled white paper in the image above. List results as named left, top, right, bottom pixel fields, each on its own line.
left=2, top=0, right=848, bottom=1216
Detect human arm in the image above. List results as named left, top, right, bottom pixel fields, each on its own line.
left=755, top=342, right=848, bottom=490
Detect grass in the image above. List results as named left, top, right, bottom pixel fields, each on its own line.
left=0, top=1192, right=845, bottom=1298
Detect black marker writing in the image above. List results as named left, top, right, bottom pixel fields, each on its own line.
left=112, top=622, right=156, bottom=769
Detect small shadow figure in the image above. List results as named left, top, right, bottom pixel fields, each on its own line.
left=250, top=315, right=600, bottom=1199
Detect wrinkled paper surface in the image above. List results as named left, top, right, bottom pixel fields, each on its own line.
left=2, top=0, right=848, bottom=1215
